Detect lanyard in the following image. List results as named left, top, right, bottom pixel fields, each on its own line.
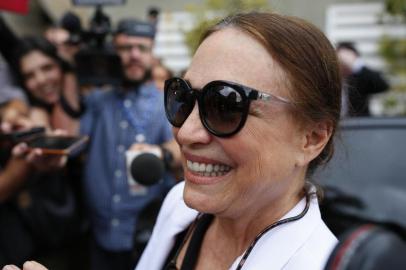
left=120, top=93, right=154, bottom=143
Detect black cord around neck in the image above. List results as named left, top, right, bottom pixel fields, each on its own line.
left=235, top=192, right=311, bottom=269
left=165, top=193, right=311, bottom=270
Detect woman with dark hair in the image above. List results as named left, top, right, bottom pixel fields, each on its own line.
left=14, top=36, right=81, bottom=134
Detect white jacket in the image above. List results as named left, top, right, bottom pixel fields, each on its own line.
left=136, top=182, right=337, bottom=270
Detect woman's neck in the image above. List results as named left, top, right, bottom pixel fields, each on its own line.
left=214, top=187, right=303, bottom=253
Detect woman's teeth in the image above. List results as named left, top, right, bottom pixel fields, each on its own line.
left=186, top=160, right=231, bottom=177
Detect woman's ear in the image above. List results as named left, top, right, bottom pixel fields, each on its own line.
left=298, top=121, right=333, bottom=167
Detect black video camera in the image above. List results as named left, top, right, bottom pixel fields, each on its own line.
left=72, top=0, right=126, bottom=87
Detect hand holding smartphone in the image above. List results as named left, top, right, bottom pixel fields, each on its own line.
left=1, top=127, right=88, bottom=157
left=26, top=135, right=89, bottom=156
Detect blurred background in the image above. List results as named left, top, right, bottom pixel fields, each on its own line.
left=5, top=0, right=403, bottom=116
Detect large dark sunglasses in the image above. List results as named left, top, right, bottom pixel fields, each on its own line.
left=164, top=77, right=292, bottom=137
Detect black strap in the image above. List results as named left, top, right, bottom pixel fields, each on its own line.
left=180, top=214, right=213, bottom=270
left=164, top=229, right=188, bottom=269
left=59, top=93, right=86, bottom=119
left=164, top=214, right=213, bottom=270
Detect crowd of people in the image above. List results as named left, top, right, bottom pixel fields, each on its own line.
left=0, top=9, right=178, bottom=270
left=0, top=5, right=398, bottom=270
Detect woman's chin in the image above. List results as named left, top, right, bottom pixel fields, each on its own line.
left=183, top=180, right=223, bottom=214
left=184, top=194, right=214, bottom=214
left=41, top=95, right=59, bottom=105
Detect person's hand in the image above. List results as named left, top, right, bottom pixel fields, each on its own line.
left=129, top=143, right=163, bottom=158
left=0, top=100, right=32, bottom=131
left=11, top=129, right=69, bottom=172
left=12, top=142, right=68, bottom=172
left=2, top=261, right=48, bottom=270
left=0, top=116, right=33, bottom=133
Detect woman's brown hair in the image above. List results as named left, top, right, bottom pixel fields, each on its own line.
left=200, top=12, right=342, bottom=175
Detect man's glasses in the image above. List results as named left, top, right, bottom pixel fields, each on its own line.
left=164, top=77, right=292, bottom=137
left=115, top=43, right=152, bottom=54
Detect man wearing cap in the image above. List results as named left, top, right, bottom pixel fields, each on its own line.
left=80, top=18, right=180, bottom=270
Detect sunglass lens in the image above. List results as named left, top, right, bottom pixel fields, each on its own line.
left=165, top=79, right=195, bottom=127
left=202, top=85, right=245, bottom=135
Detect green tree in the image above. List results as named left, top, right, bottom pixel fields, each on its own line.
left=384, top=0, right=406, bottom=19
left=378, top=0, right=406, bottom=91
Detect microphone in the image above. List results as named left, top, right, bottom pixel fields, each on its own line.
left=130, top=152, right=165, bottom=186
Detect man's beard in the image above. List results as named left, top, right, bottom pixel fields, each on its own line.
left=122, top=68, right=152, bottom=90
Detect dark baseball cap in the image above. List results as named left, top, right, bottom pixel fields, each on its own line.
left=115, top=18, right=156, bottom=39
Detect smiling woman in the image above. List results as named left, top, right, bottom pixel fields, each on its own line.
left=20, top=50, right=63, bottom=105
left=135, top=11, right=342, bottom=270
left=14, top=36, right=81, bottom=134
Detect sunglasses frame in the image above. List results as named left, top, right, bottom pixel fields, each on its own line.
left=164, top=77, right=291, bottom=137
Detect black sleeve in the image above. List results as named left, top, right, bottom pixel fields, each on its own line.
left=362, top=67, right=390, bottom=94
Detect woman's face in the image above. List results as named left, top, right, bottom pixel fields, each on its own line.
left=20, top=50, right=63, bottom=105
left=175, top=28, right=310, bottom=219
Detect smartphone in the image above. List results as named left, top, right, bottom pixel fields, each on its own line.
left=26, top=135, right=89, bottom=156
left=0, top=127, right=46, bottom=144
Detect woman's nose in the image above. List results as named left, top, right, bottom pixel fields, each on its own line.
left=175, top=104, right=211, bottom=145
left=34, top=71, right=47, bottom=85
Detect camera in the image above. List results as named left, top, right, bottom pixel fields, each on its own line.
left=71, top=0, right=126, bottom=87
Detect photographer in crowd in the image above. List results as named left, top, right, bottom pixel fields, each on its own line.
left=44, top=11, right=83, bottom=65
left=79, top=18, right=180, bottom=270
